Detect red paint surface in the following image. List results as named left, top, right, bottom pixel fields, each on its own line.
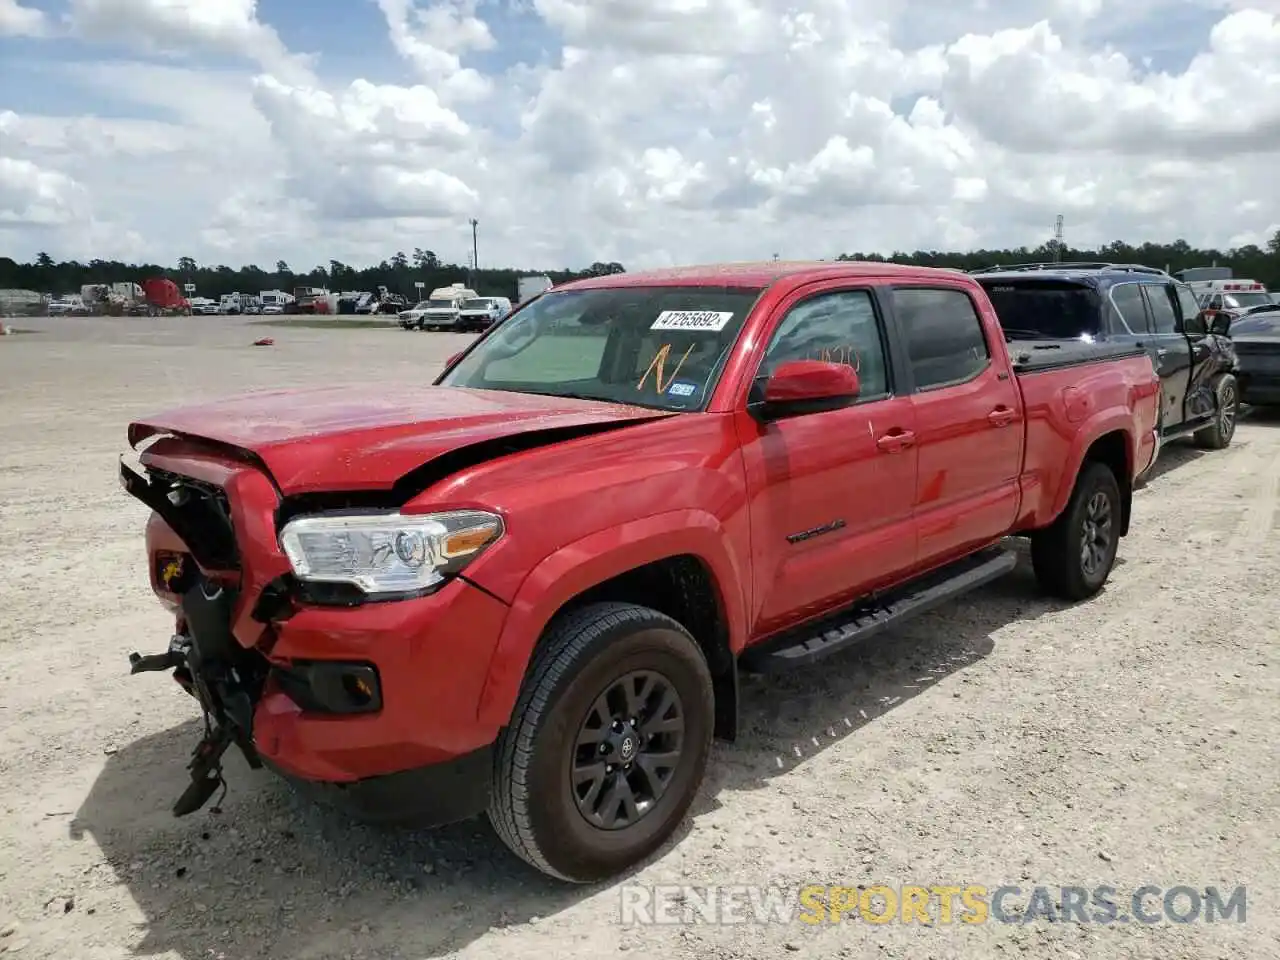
left=130, top=262, right=1160, bottom=783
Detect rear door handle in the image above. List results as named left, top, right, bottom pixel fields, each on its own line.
left=988, top=406, right=1016, bottom=427
left=876, top=429, right=916, bottom=453
left=1156, top=348, right=1168, bottom=358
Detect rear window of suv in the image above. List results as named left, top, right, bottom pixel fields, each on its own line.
left=976, top=279, right=1102, bottom=339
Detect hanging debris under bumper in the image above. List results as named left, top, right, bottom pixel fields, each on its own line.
left=128, top=575, right=266, bottom=817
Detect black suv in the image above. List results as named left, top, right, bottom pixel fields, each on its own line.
left=969, top=261, right=1239, bottom=463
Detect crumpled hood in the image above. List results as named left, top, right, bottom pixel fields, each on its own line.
left=128, top=384, right=671, bottom=494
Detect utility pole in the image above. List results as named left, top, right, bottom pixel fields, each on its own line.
left=469, top=218, right=479, bottom=288
left=1053, top=214, right=1064, bottom=263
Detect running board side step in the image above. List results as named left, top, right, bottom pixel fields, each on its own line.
left=740, top=547, right=1018, bottom=674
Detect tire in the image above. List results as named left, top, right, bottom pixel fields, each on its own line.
left=487, top=601, right=714, bottom=883
left=1193, top=373, right=1238, bottom=450
left=1030, top=460, right=1122, bottom=602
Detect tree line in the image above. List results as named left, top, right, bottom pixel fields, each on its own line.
left=835, top=232, right=1280, bottom=286
left=0, top=248, right=627, bottom=302
left=3, top=233, right=1280, bottom=300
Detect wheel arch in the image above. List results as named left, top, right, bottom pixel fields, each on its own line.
left=1047, top=418, right=1135, bottom=537
left=476, top=511, right=748, bottom=741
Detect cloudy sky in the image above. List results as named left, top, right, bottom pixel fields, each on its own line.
left=1, top=0, right=1278, bottom=272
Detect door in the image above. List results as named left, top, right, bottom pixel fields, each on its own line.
left=1139, top=282, right=1193, bottom=430
left=736, top=286, right=918, bottom=637
left=1173, top=281, right=1222, bottom=420
left=889, top=285, right=1025, bottom=568
left=1109, top=281, right=1174, bottom=429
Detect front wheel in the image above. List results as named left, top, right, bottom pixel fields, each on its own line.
left=488, top=602, right=714, bottom=883
left=1030, top=461, right=1122, bottom=601
left=1193, top=373, right=1238, bottom=450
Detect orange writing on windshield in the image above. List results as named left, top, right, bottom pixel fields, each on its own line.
left=637, top=342, right=694, bottom=391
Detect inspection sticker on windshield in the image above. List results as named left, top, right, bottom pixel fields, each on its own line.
left=651, top=310, right=734, bottom=331
left=667, top=380, right=698, bottom=397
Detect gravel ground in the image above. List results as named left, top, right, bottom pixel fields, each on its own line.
left=1, top=315, right=1277, bottom=960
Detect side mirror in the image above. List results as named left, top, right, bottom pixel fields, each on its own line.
left=445, top=351, right=463, bottom=367
left=748, top=360, right=860, bottom=421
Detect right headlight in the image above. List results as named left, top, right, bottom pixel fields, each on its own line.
left=279, top=509, right=503, bottom=597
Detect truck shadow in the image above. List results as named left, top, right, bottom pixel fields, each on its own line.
left=70, top=542, right=1066, bottom=959
left=1138, top=438, right=1209, bottom=484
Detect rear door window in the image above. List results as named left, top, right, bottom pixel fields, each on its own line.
left=1110, top=283, right=1149, bottom=334
left=1142, top=283, right=1178, bottom=334
left=892, top=287, right=991, bottom=390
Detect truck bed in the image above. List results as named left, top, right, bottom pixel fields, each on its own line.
left=1007, top=338, right=1146, bottom=375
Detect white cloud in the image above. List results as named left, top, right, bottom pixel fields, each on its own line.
left=377, top=0, right=496, bottom=101
left=66, top=0, right=314, bottom=83
left=251, top=75, right=479, bottom=221
left=2, top=1, right=1280, bottom=269
left=0, top=157, right=86, bottom=226
left=0, top=0, right=47, bottom=36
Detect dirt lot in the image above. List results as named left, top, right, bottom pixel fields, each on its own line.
left=1, top=316, right=1277, bottom=960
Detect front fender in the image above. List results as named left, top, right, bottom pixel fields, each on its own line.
left=474, top=509, right=749, bottom=728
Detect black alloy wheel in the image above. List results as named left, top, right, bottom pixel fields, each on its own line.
left=571, top=669, right=684, bottom=830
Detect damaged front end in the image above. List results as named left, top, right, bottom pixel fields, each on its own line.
left=120, top=455, right=269, bottom=817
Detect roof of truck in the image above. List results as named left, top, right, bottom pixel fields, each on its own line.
left=557, top=260, right=965, bottom=291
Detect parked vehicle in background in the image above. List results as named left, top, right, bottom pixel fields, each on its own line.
left=970, top=261, right=1239, bottom=464
left=399, top=285, right=479, bottom=330
left=121, top=260, right=1159, bottom=883
left=1194, top=279, right=1273, bottom=321
left=456, top=296, right=511, bottom=331
left=47, top=295, right=92, bottom=316
left=398, top=297, right=461, bottom=330
left=141, top=278, right=191, bottom=316
left=219, top=293, right=245, bottom=315
left=1173, top=266, right=1233, bottom=285
left=517, top=274, right=553, bottom=304
left=356, top=286, right=410, bottom=316
left=1223, top=307, right=1280, bottom=407
left=291, top=287, right=329, bottom=314
left=336, top=291, right=368, bottom=314
left=259, top=290, right=294, bottom=313
left=189, top=298, right=219, bottom=315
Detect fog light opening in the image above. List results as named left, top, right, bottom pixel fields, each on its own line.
left=342, top=672, right=375, bottom=707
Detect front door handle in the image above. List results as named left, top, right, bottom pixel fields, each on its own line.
left=1156, top=348, right=1168, bottom=358
left=988, top=406, right=1016, bottom=427
left=876, top=429, right=916, bottom=453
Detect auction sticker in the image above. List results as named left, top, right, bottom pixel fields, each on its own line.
left=651, top=310, right=734, bottom=331
left=667, top=380, right=698, bottom=397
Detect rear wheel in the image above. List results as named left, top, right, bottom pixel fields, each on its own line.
left=1193, top=373, right=1238, bottom=450
left=488, top=602, right=714, bottom=883
left=1031, top=461, right=1122, bottom=601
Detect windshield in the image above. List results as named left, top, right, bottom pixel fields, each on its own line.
left=438, top=284, right=765, bottom=411
left=977, top=279, right=1101, bottom=339
left=462, top=298, right=491, bottom=309
left=426, top=299, right=454, bottom=308
left=1225, top=292, right=1272, bottom=309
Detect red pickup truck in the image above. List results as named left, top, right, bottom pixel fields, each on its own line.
left=121, top=261, right=1160, bottom=883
